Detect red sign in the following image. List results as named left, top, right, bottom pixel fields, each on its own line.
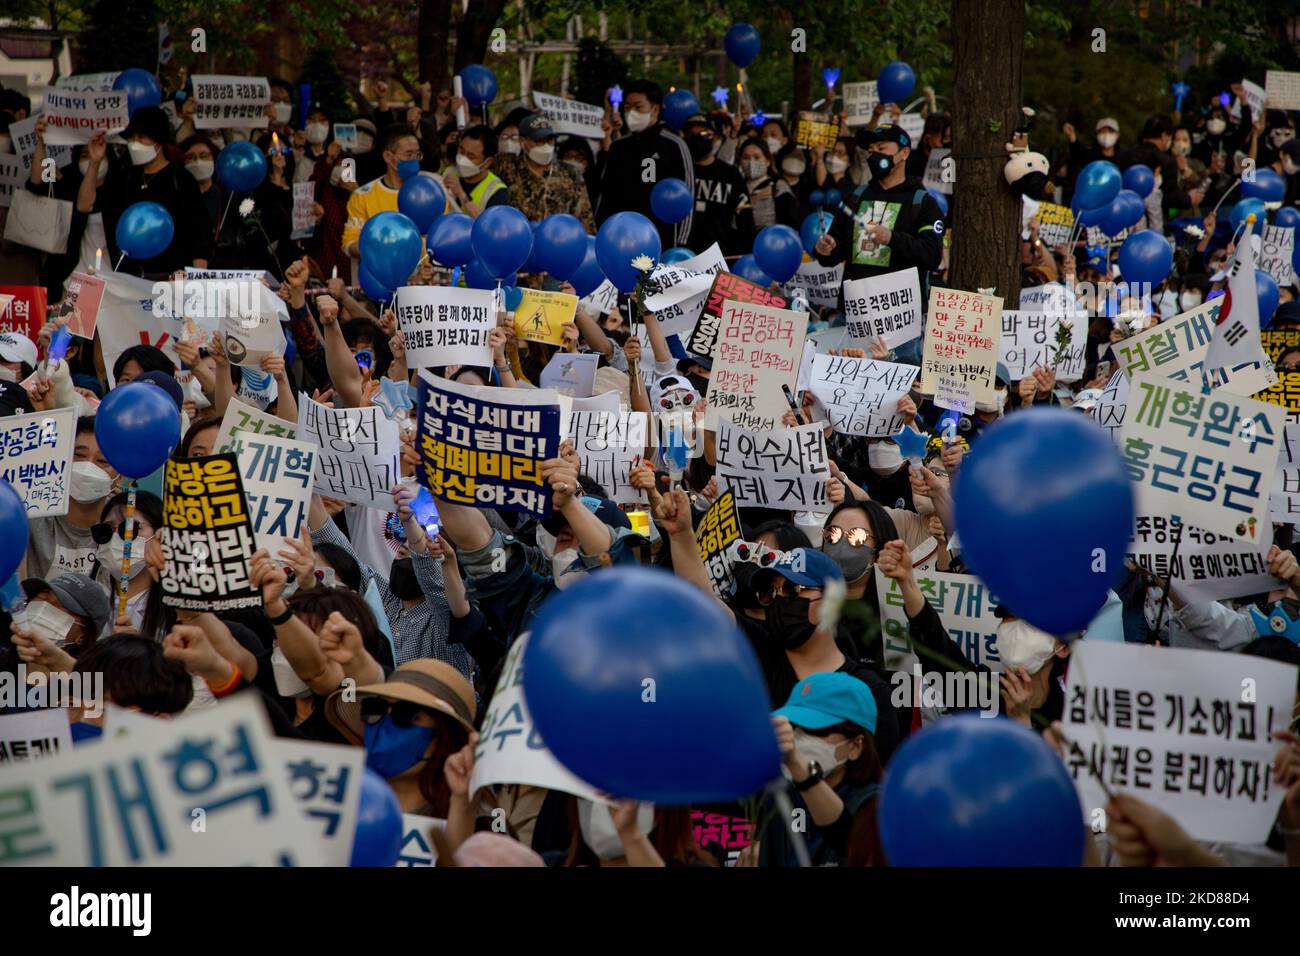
left=687, top=272, right=788, bottom=358
left=0, top=285, right=47, bottom=341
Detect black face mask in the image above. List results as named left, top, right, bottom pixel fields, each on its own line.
left=764, top=594, right=817, bottom=649
left=868, top=152, right=895, bottom=182
left=688, top=134, right=714, bottom=161
left=687, top=372, right=709, bottom=393
left=731, top=562, right=766, bottom=611
left=389, top=558, right=423, bottom=602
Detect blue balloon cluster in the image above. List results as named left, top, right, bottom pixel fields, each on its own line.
left=724, top=23, right=761, bottom=68
left=112, top=68, right=161, bottom=116
left=568, top=236, right=608, bottom=298
left=732, top=253, right=774, bottom=287
left=470, top=205, right=533, bottom=280
left=359, top=212, right=423, bottom=290
left=752, top=224, right=802, bottom=283
left=397, top=175, right=446, bottom=234
left=216, top=141, right=268, bottom=193
left=95, top=381, right=181, bottom=479
left=595, top=212, right=661, bottom=293
left=428, top=213, right=474, bottom=267
left=534, top=214, right=588, bottom=280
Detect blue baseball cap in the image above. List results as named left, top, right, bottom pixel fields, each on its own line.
left=773, top=672, right=878, bottom=734
left=759, top=547, right=844, bottom=589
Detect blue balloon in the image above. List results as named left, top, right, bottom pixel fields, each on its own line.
left=521, top=221, right=545, bottom=274
left=349, top=769, right=403, bottom=867
left=1070, top=192, right=1109, bottom=226
left=397, top=175, right=446, bottom=234
left=1119, top=189, right=1146, bottom=229
left=650, top=177, right=693, bottom=225
left=662, top=89, right=701, bottom=131
left=115, top=201, right=174, bottom=259
left=359, top=211, right=423, bottom=289
left=595, top=211, right=662, bottom=293
left=534, top=214, right=590, bottom=280
left=1074, top=160, right=1122, bottom=211
left=1231, top=198, right=1268, bottom=233
left=1241, top=168, right=1287, bottom=203
left=460, top=65, right=498, bottom=109
left=471, top=205, right=533, bottom=280
left=428, top=212, right=474, bottom=267
left=216, top=141, right=268, bottom=193
left=879, top=717, right=1085, bottom=866
left=876, top=61, right=916, bottom=104
left=732, top=253, right=774, bottom=287
left=661, top=245, right=696, bottom=264
left=926, top=187, right=949, bottom=216
left=465, top=257, right=518, bottom=291
left=0, top=482, right=28, bottom=583
left=752, top=224, right=803, bottom=283
left=1099, top=189, right=1143, bottom=238
left=524, top=567, right=780, bottom=803
left=94, top=381, right=181, bottom=478
left=724, top=23, right=761, bottom=68
left=1258, top=269, right=1281, bottom=329
left=799, top=211, right=835, bottom=254
left=568, top=235, right=607, bottom=298
left=823, top=187, right=842, bottom=210
left=112, top=67, right=161, bottom=116
left=955, top=408, right=1133, bottom=633
left=1117, top=229, right=1173, bottom=286
left=1121, top=163, right=1155, bottom=199
left=1275, top=205, right=1300, bottom=229
left=809, top=189, right=826, bottom=208
left=358, top=265, right=393, bottom=303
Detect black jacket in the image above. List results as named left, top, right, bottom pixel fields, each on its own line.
left=594, top=123, right=694, bottom=250
left=814, top=174, right=944, bottom=287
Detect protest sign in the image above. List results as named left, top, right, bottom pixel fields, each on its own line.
left=1128, top=514, right=1281, bottom=603
left=514, top=288, right=577, bottom=346
left=1064, top=641, right=1297, bottom=843
left=332, top=124, right=357, bottom=152
left=897, top=114, right=925, bottom=144
left=841, top=81, right=879, bottom=126
left=716, top=422, right=831, bottom=513
left=705, top=300, right=805, bottom=431
left=1259, top=225, right=1295, bottom=287
left=40, top=88, right=130, bottom=146
left=1033, top=201, right=1074, bottom=248
left=396, top=814, right=447, bottom=866
left=396, top=285, right=494, bottom=369
left=687, top=271, right=787, bottom=359
left=569, top=410, right=648, bottom=505
left=1262, top=330, right=1300, bottom=364
left=160, top=454, right=261, bottom=612
left=0, top=709, right=72, bottom=765
left=96, top=272, right=184, bottom=384
left=55, top=72, right=121, bottom=92
left=876, top=569, right=1001, bottom=673
left=693, top=808, right=755, bottom=865
left=922, top=147, right=952, bottom=195
left=62, top=272, right=105, bottom=339
left=793, top=111, right=841, bottom=149
left=786, top=260, right=844, bottom=311
left=998, top=309, right=1088, bottom=383
left=643, top=245, right=726, bottom=339
left=696, top=490, right=742, bottom=597
left=1266, top=69, right=1300, bottom=110
left=220, top=282, right=284, bottom=366
left=0, top=407, right=75, bottom=517
left=921, top=287, right=1002, bottom=412
left=578, top=279, right=620, bottom=317
left=214, top=396, right=297, bottom=454
left=228, top=430, right=316, bottom=555
left=539, top=351, right=599, bottom=397
left=8, top=114, right=72, bottom=172
left=0, top=285, right=46, bottom=339
left=808, top=355, right=919, bottom=437
left=842, top=268, right=922, bottom=349
left=0, top=694, right=325, bottom=866
left=1254, top=370, right=1300, bottom=415
left=0, top=155, right=25, bottom=208
left=297, top=396, right=400, bottom=509
left=235, top=365, right=278, bottom=410
left=1240, top=78, right=1267, bottom=121
left=472, top=632, right=603, bottom=801
left=290, top=181, right=316, bottom=240
left=192, top=75, right=272, bottom=129
left=1271, top=422, right=1300, bottom=522
left=415, top=371, right=560, bottom=519
left=1121, top=371, right=1284, bottom=542
left=531, top=91, right=605, bottom=139
left=273, top=738, right=364, bottom=866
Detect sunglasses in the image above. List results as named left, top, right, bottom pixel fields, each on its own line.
left=360, top=697, right=437, bottom=728
left=90, top=519, right=145, bottom=546
left=823, top=526, right=873, bottom=547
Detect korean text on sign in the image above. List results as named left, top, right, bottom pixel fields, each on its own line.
left=705, top=300, right=806, bottom=432
left=875, top=569, right=1001, bottom=673
left=808, top=355, right=918, bottom=438
left=688, top=272, right=787, bottom=359
left=1127, top=514, right=1281, bottom=603
left=921, top=287, right=1002, bottom=413
left=716, top=422, right=831, bottom=513
left=297, top=396, right=400, bottom=509
left=396, top=286, right=495, bottom=369
left=696, top=490, right=742, bottom=597
left=842, top=268, right=922, bottom=350
left=191, top=75, right=272, bottom=129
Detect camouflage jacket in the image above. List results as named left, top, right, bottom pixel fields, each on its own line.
left=494, top=155, right=595, bottom=231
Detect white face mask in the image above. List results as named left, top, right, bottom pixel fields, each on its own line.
left=868, top=440, right=904, bottom=474
left=743, top=159, right=767, bottom=180
left=1207, top=119, right=1227, bottom=136
left=527, top=143, right=554, bottom=165
left=996, top=619, right=1059, bottom=673
left=975, top=388, right=1007, bottom=415
left=70, top=461, right=113, bottom=503
left=270, top=645, right=312, bottom=698
left=98, top=532, right=152, bottom=580
left=1180, top=291, right=1203, bottom=310
left=782, top=157, right=806, bottom=177
left=1097, top=132, right=1118, bottom=149
left=455, top=154, right=483, bottom=178
left=500, top=138, right=522, bottom=156
left=306, top=122, right=329, bottom=145
left=28, top=600, right=76, bottom=647
left=765, top=137, right=784, bottom=155
left=78, top=159, right=108, bottom=184
left=825, top=156, right=849, bottom=175
left=128, top=141, right=158, bottom=166
left=354, top=132, right=374, bottom=154
left=551, top=548, right=582, bottom=590
left=272, top=102, right=293, bottom=125
left=185, top=159, right=214, bottom=181
left=578, top=800, right=654, bottom=860
left=625, top=109, right=654, bottom=133
left=792, top=730, right=847, bottom=773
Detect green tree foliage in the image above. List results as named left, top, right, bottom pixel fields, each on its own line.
left=78, top=0, right=162, bottom=72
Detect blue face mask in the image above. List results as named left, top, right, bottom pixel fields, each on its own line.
left=363, top=714, right=435, bottom=777
left=396, top=158, right=421, bottom=181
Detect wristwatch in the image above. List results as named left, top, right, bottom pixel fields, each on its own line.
left=794, top=761, right=824, bottom=792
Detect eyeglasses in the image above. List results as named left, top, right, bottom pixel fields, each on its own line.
left=91, top=519, right=145, bottom=546
left=822, top=526, right=873, bottom=548
left=360, top=697, right=437, bottom=728
left=776, top=581, right=823, bottom=599
left=394, top=151, right=424, bottom=162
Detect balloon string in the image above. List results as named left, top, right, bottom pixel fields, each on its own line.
left=1208, top=177, right=1242, bottom=219
left=117, top=479, right=138, bottom=621
left=216, top=190, right=237, bottom=235
left=114, top=253, right=126, bottom=272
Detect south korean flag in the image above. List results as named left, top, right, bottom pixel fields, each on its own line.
left=1205, top=215, right=1268, bottom=376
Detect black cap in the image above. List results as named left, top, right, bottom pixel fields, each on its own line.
left=1273, top=300, right=1300, bottom=328
left=682, top=112, right=716, bottom=132
left=676, top=354, right=713, bottom=374
left=124, top=105, right=173, bottom=145
left=856, top=123, right=911, bottom=150
left=518, top=113, right=555, bottom=141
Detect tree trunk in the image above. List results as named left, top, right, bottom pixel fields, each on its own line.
left=418, top=0, right=454, bottom=87
left=454, top=0, right=509, bottom=72
left=949, top=0, right=1025, bottom=306
left=792, top=48, right=813, bottom=113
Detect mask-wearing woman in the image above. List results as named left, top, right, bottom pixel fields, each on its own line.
left=775, top=143, right=809, bottom=195
left=736, top=137, right=797, bottom=232
left=325, top=659, right=475, bottom=815
left=558, top=799, right=716, bottom=867
left=758, top=672, right=886, bottom=866
left=92, top=490, right=164, bottom=635
left=816, top=135, right=857, bottom=194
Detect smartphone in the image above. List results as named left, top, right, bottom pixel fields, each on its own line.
left=781, top=384, right=805, bottom=424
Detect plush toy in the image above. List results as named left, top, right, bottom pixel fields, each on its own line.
left=1004, top=106, right=1049, bottom=197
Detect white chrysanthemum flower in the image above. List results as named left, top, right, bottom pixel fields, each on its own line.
left=1059, top=318, right=1073, bottom=332
left=1265, top=201, right=1283, bottom=211
left=239, top=198, right=255, bottom=217
left=977, top=286, right=996, bottom=296
left=1183, top=224, right=1205, bottom=239
left=1022, top=106, right=1036, bottom=117
left=631, top=254, right=655, bottom=272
